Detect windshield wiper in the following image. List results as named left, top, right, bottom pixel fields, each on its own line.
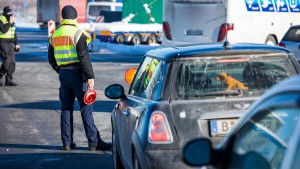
left=198, top=90, right=242, bottom=97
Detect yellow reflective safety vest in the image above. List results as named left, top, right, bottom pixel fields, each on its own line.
left=0, top=15, right=16, bottom=39
left=49, top=20, right=91, bottom=66
left=143, top=59, right=159, bottom=89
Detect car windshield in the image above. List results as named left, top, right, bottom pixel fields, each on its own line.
left=173, top=53, right=296, bottom=100
left=89, top=6, right=111, bottom=16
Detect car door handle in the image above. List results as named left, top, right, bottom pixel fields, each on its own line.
left=123, top=108, right=130, bottom=116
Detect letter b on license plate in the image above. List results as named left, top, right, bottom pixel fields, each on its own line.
left=210, top=119, right=238, bottom=137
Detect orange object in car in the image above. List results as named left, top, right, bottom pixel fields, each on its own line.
left=125, top=68, right=137, bottom=85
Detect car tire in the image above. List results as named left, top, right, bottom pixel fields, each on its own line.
left=147, top=34, right=157, bottom=45
left=265, top=35, right=277, bottom=45
left=133, top=151, right=142, bottom=169
left=131, top=34, right=142, bottom=45
left=112, top=126, right=124, bottom=169
left=114, top=34, right=125, bottom=44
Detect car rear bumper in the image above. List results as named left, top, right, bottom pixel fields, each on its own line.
left=132, top=131, right=195, bottom=169
left=144, top=149, right=196, bottom=169
left=132, top=127, right=224, bottom=169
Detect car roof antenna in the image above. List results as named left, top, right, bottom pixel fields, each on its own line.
left=223, top=24, right=232, bottom=49
left=222, top=0, right=232, bottom=50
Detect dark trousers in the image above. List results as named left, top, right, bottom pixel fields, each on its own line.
left=0, top=42, right=15, bottom=80
left=59, top=68, right=100, bottom=147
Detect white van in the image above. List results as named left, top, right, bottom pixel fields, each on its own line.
left=86, top=2, right=123, bottom=23
left=162, top=0, right=300, bottom=46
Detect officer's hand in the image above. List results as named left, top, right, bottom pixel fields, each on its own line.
left=15, top=45, right=20, bottom=50
left=9, top=16, right=14, bottom=24
left=87, top=79, right=94, bottom=90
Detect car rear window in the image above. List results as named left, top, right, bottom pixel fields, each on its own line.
left=282, top=27, right=300, bottom=42
left=173, top=53, right=296, bottom=100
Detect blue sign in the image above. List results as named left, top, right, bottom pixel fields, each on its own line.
left=259, top=0, right=275, bottom=12
left=275, top=0, right=289, bottom=12
left=244, top=0, right=261, bottom=11
left=289, top=0, right=300, bottom=12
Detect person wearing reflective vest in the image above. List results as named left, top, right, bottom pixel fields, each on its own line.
left=48, top=5, right=111, bottom=151
left=0, top=6, right=20, bottom=86
left=143, top=59, right=158, bottom=90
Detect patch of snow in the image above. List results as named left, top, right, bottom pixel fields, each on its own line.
left=89, top=40, right=161, bottom=55
left=16, top=22, right=162, bottom=55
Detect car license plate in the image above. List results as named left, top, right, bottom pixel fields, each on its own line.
left=186, top=29, right=203, bottom=36
left=210, top=119, right=238, bottom=137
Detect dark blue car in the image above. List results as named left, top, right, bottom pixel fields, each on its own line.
left=105, top=43, right=300, bottom=169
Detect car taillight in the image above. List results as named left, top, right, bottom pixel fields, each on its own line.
left=148, top=111, right=173, bottom=144
left=218, top=23, right=234, bottom=42
left=163, top=21, right=172, bottom=40
left=278, top=42, right=286, bottom=48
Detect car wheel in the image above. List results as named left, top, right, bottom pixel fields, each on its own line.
left=114, top=34, right=125, bottom=44
left=133, top=151, right=142, bottom=169
left=265, top=35, right=277, bottom=45
left=147, top=34, right=157, bottom=45
left=112, top=126, right=124, bottom=169
left=131, top=34, right=141, bottom=45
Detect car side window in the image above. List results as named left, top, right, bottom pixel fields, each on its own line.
left=129, top=57, right=163, bottom=100
left=282, top=27, right=300, bottom=42
left=229, top=94, right=300, bottom=169
left=143, top=60, right=163, bottom=100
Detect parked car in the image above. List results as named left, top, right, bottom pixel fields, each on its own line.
left=278, top=25, right=300, bottom=62
left=104, top=42, right=300, bottom=169
left=182, top=75, right=300, bottom=169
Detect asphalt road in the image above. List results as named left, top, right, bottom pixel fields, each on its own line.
left=0, top=27, right=143, bottom=169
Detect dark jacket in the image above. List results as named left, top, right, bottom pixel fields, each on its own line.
left=0, top=15, right=18, bottom=45
left=48, top=28, right=94, bottom=80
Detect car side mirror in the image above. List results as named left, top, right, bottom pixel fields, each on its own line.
left=182, top=138, right=212, bottom=166
left=105, top=84, right=125, bottom=99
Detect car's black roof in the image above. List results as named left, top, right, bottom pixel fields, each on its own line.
left=288, top=25, right=300, bottom=29
left=146, top=43, right=292, bottom=61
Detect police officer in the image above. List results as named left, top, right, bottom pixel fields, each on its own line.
left=48, top=5, right=111, bottom=151
left=0, top=6, right=20, bottom=86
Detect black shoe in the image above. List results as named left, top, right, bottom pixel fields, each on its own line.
left=96, top=141, right=112, bottom=151
left=89, top=141, right=112, bottom=151
left=63, top=142, right=76, bottom=150
left=5, top=80, right=17, bottom=86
